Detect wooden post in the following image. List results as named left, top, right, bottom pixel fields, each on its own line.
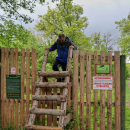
left=86, top=51, right=91, bottom=129
left=72, top=50, right=78, bottom=130
left=94, top=51, right=98, bottom=130
left=0, top=49, right=1, bottom=126
left=80, top=50, right=84, bottom=130
left=100, top=51, right=105, bottom=130
left=120, top=55, right=126, bottom=130
left=107, top=51, right=112, bottom=130
left=20, top=49, right=25, bottom=126
left=10, top=48, right=15, bottom=125
left=26, top=49, right=30, bottom=118
left=114, top=51, right=121, bottom=130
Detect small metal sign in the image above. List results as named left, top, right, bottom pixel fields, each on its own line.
left=6, top=75, right=21, bottom=99
left=95, top=64, right=110, bottom=74
left=11, top=67, right=16, bottom=74
left=93, top=76, right=113, bottom=90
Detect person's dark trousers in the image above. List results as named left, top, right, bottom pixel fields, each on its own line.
left=53, top=59, right=67, bottom=82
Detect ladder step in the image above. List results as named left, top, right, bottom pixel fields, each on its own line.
left=35, top=82, right=68, bottom=88
left=32, top=95, right=66, bottom=101
left=29, top=108, right=65, bottom=116
left=38, top=71, right=70, bottom=77
left=25, top=125, right=62, bottom=130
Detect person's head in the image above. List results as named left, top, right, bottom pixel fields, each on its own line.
left=58, top=33, right=66, bottom=43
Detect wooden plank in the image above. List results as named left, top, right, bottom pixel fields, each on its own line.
left=78, top=55, right=114, bottom=61
left=100, top=51, right=105, bottom=130
left=94, top=51, right=98, bottom=130
left=38, top=71, right=70, bottom=77
left=20, top=49, right=25, bottom=126
left=25, top=125, right=62, bottom=130
left=35, top=82, right=68, bottom=88
left=32, top=95, right=66, bottom=101
left=27, top=50, right=49, bottom=126
left=32, top=49, right=37, bottom=95
left=10, top=48, right=15, bottom=125
left=63, top=113, right=72, bottom=126
left=1, top=48, right=5, bottom=126
left=26, top=49, right=30, bottom=118
left=58, top=48, right=73, bottom=127
left=107, top=51, right=112, bottom=130
left=67, top=83, right=71, bottom=110
left=15, top=48, right=19, bottom=130
left=80, top=50, right=84, bottom=130
left=53, top=87, right=57, bottom=126
left=29, top=108, right=65, bottom=116
left=72, top=50, right=78, bottom=130
left=114, top=51, right=120, bottom=130
left=86, top=51, right=91, bottom=129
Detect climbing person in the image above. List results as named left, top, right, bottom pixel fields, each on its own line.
left=45, top=33, right=77, bottom=82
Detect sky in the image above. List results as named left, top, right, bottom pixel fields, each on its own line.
left=0, top=0, right=130, bottom=61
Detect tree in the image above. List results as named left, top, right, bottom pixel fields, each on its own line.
left=35, top=0, right=91, bottom=50
left=115, top=12, right=130, bottom=55
left=90, top=32, right=116, bottom=54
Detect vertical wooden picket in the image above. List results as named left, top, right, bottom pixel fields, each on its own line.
left=10, top=48, right=15, bottom=125
left=15, top=48, right=19, bottom=129
left=86, top=51, right=91, bottom=129
left=42, top=88, right=46, bottom=126
left=20, top=49, right=25, bottom=126
left=100, top=51, right=105, bottom=130
left=67, top=82, right=71, bottom=110
left=80, top=50, right=84, bottom=130
left=53, top=88, right=57, bottom=126
left=107, top=51, right=112, bottom=130
left=5, top=48, right=9, bottom=126
left=73, top=50, right=78, bottom=130
left=94, top=51, right=98, bottom=130
left=26, top=49, right=30, bottom=118
left=1, top=48, right=5, bottom=126
left=114, top=51, right=120, bottom=130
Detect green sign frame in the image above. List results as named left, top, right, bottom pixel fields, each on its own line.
left=95, top=64, right=110, bottom=74
left=6, top=75, right=21, bottom=99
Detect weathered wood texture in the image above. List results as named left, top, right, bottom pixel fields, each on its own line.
left=114, top=51, right=120, bottom=130
left=86, top=51, right=91, bottom=129
left=107, top=51, right=112, bottom=130
left=38, top=71, right=70, bottom=77
left=72, top=50, right=78, bottom=130
left=94, top=51, right=98, bottom=130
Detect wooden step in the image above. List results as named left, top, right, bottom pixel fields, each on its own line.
left=25, top=125, right=62, bottom=130
left=38, top=71, right=70, bottom=77
left=35, top=82, right=68, bottom=88
left=29, top=108, right=65, bottom=116
left=32, top=95, right=66, bottom=101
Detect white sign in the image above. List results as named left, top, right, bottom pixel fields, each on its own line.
left=93, top=76, right=113, bottom=90
left=11, top=67, right=16, bottom=74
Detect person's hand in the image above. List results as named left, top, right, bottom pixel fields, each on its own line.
left=69, top=45, right=74, bottom=49
left=45, top=47, right=50, bottom=50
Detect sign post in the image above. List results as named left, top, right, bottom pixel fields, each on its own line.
left=6, top=75, right=21, bottom=99
left=93, top=76, right=113, bottom=90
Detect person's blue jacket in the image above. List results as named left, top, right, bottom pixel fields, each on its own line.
left=49, top=37, right=77, bottom=63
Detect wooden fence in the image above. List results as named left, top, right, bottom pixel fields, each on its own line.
left=0, top=49, right=124, bottom=130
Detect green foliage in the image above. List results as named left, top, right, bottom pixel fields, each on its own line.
left=115, top=12, right=130, bottom=55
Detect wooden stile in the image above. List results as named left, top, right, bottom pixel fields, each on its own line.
left=26, top=49, right=30, bottom=118
left=15, top=48, right=19, bottom=129
left=94, top=51, right=98, bottom=130
left=20, top=49, right=25, bottom=126
left=86, top=51, right=91, bottom=129
left=100, top=51, right=105, bottom=130
left=80, top=50, right=84, bottom=130
left=10, top=48, right=15, bottom=125
left=107, top=51, right=112, bottom=130
left=72, top=50, right=78, bottom=130
left=114, top=51, right=120, bottom=130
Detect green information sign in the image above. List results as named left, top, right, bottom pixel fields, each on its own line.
left=6, top=75, right=21, bottom=99
left=96, top=64, right=110, bottom=74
